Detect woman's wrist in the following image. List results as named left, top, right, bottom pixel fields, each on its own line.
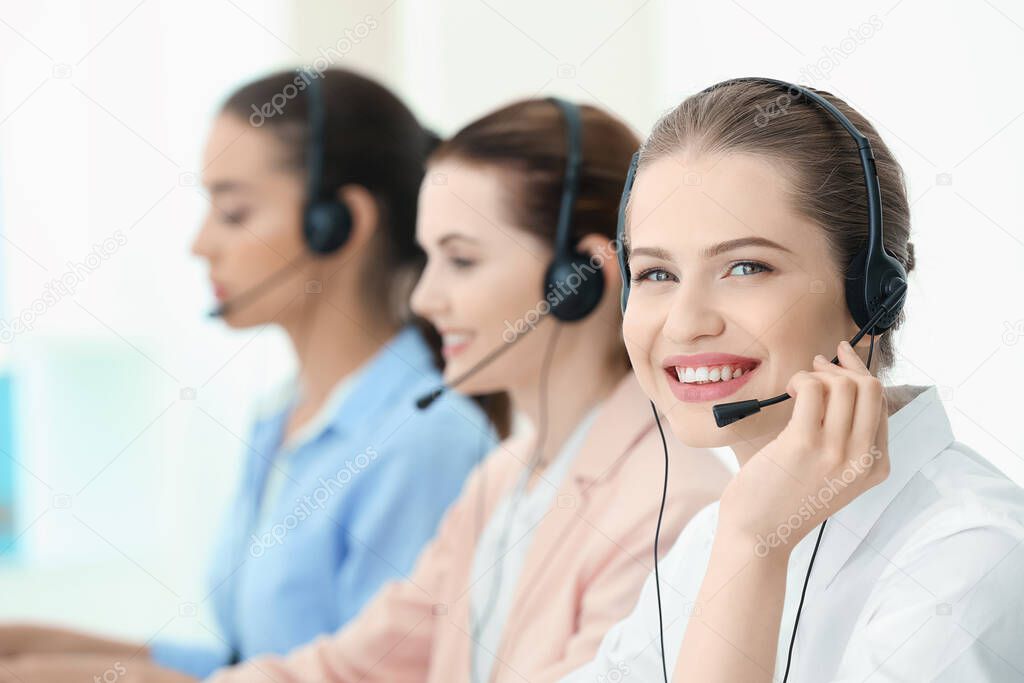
left=714, top=518, right=795, bottom=569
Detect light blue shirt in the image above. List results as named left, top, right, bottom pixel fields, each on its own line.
left=151, top=325, right=494, bottom=677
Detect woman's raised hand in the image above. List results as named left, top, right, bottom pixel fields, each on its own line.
left=718, top=340, right=890, bottom=557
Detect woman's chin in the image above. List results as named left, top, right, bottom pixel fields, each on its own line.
left=441, top=366, right=502, bottom=398
left=661, top=407, right=737, bottom=449
left=221, top=312, right=259, bottom=329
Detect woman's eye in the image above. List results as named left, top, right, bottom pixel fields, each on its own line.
left=221, top=210, right=249, bottom=225
left=727, top=261, right=772, bottom=277
left=633, top=267, right=675, bottom=283
left=449, top=256, right=476, bottom=270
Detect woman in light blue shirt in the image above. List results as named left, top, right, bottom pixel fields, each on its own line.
left=0, top=69, right=497, bottom=679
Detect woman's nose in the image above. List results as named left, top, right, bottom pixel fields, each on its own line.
left=191, top=216, right=217, bottom=260
left=662, top=281, right=725, bottom=345
left=410, top=263, right=445, bottom=319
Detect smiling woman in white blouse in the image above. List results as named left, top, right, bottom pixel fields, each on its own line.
left=565, top=78, right=1024, bottom=683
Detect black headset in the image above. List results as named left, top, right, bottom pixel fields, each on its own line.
left=302, top=71, right=353, bottom=255
left=617, top=77, right=907, bottom=336
left=544, top=97, right=605, bottom=322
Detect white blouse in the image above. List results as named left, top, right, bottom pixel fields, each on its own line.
left=469, top=405, right=601, bottom=683
left=563, top=385, right=1024, bottom=682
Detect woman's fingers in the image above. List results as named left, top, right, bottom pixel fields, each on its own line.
left=837, top=339, right=872, bottom=376
left=851, top=376, right=886, bottom=458
left=786, top=370, right=826, bottom=434
left=819, top=369, right=857, bottom=453
left=873, top=388, right=890, bottom=477
left=788, top=343, right=887, bottom=462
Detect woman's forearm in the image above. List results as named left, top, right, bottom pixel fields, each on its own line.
left=0, top=623, right=148, bottom=659
left=672, top=531, right=789, bottom=683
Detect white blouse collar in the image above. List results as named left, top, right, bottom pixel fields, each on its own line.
left=812, top=385, right=954, bottom=589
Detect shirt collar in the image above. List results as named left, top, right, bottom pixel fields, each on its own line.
left=253, top=325, right=435, bottom=449
left=570, top=373, right=659, bottom=485
left=278, top=373, right=358, bottom=452
left=812, top=385, right=955, bottom=588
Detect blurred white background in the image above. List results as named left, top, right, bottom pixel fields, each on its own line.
left=0, top=0, right=1021, bottom=647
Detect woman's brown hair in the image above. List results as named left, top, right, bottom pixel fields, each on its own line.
left=433, top=99, right=640, bottom=248
left=638, top=80, right=915, bottom=372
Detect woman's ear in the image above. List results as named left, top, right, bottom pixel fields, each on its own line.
left=575, top=233, right=622, bottom=297
left=336, top=184, right=379, bottom=253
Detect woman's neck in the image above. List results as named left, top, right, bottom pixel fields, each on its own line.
left=282, top=285, right=399, bottom=431
left=509, top=328, right=626, bottom=485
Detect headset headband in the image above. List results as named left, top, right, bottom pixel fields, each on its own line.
left=547, top=97, right=583, bottom=262
left=304, top=71, right=327, bottom=202
left=699, top=78, right=884, bottom=266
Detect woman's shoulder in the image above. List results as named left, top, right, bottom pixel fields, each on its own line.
left=617, top=422, right=733, bottom=496
left=867, top=440, right=1024, bottom=595
left=913, top=440, right=1024, bottom=538
left=437, top=431, right=533, bottom=522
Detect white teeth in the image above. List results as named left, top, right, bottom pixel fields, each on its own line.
left=443, top=334, right=470, bottom=346
left=673, top=364, right=751, bottom=384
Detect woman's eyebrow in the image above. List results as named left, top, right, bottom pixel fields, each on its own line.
left=699, top=236, right=793, bottom=258
left=207, top=180, right=250, bottom=195
left=628, top=246, right=675, bottom=262
left=438, top=232, right=480, bottom=246
left=628, top=237, right=792, bottom=262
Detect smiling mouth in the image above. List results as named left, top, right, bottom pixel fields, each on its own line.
left=440, top=331, right=474, bottom=358
left=664, top=360, right=760, bottom=385
left=660, top=355, right=762, bottom=403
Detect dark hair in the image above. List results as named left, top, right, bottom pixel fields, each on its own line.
left=433, top=99, right=641, bottom=248
left=638, top=81, right=915, bottom=372
left=221, top=68, right=435, bottom=328
left=221, top=69, right=509, bottom=435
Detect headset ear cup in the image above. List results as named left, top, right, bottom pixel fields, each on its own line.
left=845, top=248, right=907, bottom=335
left=303, top=200, right=353, bottom=255
left=844, top=248, right=871, bottom=331
left=544, top=254, right=605, bottom=322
